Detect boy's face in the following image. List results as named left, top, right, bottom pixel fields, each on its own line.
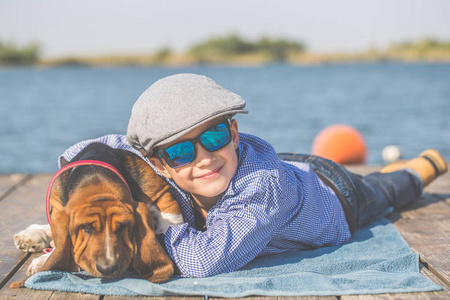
left=149, top=118, right=240, bottom=207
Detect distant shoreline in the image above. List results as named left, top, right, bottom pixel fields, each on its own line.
left=2, top=36, right=450, bottom=68
left=34, top=53, right=450, bottom=68
left=2, top=58, right=450, bottom=70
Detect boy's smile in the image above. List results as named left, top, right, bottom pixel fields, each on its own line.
left=196, top=165, right=223, bottom=180
left=150, top=118, right=240, bottom=212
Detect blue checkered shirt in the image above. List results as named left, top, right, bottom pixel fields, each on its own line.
left=60, top=133, right=351, bottom=278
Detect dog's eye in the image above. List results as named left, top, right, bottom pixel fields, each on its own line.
left=81, top=224, right=95, bottom=234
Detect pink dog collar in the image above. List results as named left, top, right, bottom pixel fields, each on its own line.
left=46, top=160, right=132, bottom=225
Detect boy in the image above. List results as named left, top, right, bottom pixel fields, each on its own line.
left=61, top=73, right=447, bottom=278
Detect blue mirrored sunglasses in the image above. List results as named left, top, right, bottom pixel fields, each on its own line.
left=157, top=120, right=232, bottom=168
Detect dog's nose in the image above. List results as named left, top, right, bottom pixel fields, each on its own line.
left=96, top=262, right=119, bottom=276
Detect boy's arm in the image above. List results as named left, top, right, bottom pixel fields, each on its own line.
left=164, top=175, right=282, bottom=278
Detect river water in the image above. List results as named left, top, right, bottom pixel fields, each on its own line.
left=1, top=63, right=449, bottom=173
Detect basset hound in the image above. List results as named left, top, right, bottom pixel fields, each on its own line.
left=13, top=143, right=183, bottom=285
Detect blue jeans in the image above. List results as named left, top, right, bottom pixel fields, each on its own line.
left=278, top=153, right=423, bottom=233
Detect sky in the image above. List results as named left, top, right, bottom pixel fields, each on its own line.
left=1, top=0, right=450, bottom=59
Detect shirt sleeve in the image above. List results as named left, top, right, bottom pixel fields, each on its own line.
left=164, top=174, right=283, bottom=277
left=58, top=134, right=141, bottom=167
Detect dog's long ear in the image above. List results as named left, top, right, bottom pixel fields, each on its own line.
left=132, top=202, right=174, bottom=283
left=120, top=151, right=181, bottom=215
left=40, top=174, right=77, bottom=272
left=39, top=207, right=77, bottom=272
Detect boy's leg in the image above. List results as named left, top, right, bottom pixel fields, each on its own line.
left=380, top=149, right=447, bottom=187
left=352, top=149, right=447, bottom=227
left=278, top=149, right=447, bottom=231
left=352, top=169, right=422, bottom=227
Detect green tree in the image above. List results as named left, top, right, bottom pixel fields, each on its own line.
left=153, top=47, right=172, bottom=64
left=257, top=36, right=305, bottom=61
left=189, top=34, right=256, bottom=62
left=188, top=34, right=305, bottom=63
left=0, top=41, right=40, bottom=65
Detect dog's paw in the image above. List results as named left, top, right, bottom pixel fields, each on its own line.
left=28, top=252, right=52, bottom=276
left=147, top=203, right=184, bottom=234
left=14, top=224, right=51, bottom=253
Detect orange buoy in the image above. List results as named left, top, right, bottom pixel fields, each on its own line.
left=311, top=124, right=367, bottom=165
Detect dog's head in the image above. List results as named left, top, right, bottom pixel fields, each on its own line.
left=41, top=163, right=174, bottom=283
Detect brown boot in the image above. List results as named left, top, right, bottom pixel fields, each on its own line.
left=380, top=149, right=448, bottom=187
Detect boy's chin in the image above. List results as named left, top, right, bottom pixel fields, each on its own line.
left=193, top=184, right=229, bottom=202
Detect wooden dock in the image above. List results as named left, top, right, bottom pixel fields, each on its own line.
left=1, top=166, right=449, bottom=300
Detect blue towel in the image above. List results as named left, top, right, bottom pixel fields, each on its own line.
left=25, top=219, right=441, bottom=297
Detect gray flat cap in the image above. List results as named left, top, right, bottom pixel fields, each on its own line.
left=127, top=73, right=248, bottom=156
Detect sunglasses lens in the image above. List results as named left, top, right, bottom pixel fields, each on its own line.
left=200, top=123, right=231, bottom=151
left=159, top=122, right=232, bottom=168
left=162, top=141, right=195, bottom=168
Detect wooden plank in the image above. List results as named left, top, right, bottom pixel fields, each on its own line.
left=0, top=174, right=29, bottom=194
left=1, top=286, right=54, bottom=300
left=214, top=296, right=337, bottom=300
left=341, top=263, right=450, bottom=299
left=279, top=296, right=338, bottom=299
left=423, top=170, right=450, bottom=197
left=345, top=165, right=381, bottom=176
left=48, top=292, right=100, bottom=299
left=346, top=163, right=450, bottom=197
left=0, top=174, right=32, bottom=201
left=216, top=297, right=278, bottom=300
left=105, top=297, right=204, bottom=300
left=0, top=251, right=52, bottom=299
left=0, top=175, right=51, bottom=289
left=387, top=194, right=450, bottom=287
left=213, top=294, right=337, bottom=299
left=349, top=163, right=450, bottom=287
left=0, top=249, right=100, bottom=300
left=1, top=165, right=449, bottom=299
